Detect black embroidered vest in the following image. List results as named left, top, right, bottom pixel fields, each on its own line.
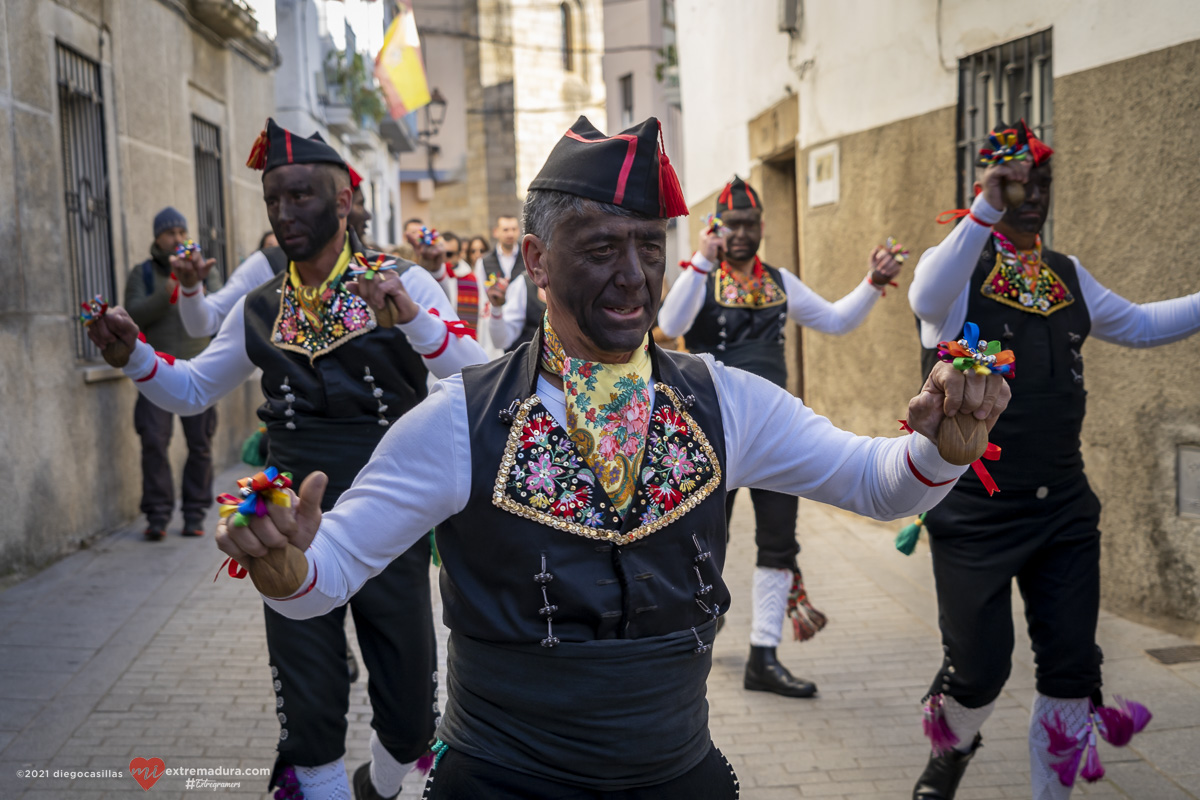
left=434, top=329, right=730, bottom=644
left=682, top=261, right=789, bottom=387
left=242, top=244, right=429, bottom=509
left=921, top=238, right=1091, bottom=490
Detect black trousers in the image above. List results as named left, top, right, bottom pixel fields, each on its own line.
left=724, top=488, right=800, bottom=569
left=264, top=536, right=437, bottom=773
left=423, top=742, right=739, bottom=799
left=924, top=476, right=1104, bottom=707
left=133, top=394, right=217, bottom=526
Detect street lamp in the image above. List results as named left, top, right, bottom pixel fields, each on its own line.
left=417, top=88, right=447, bottom=180
left=426, top=88, right=447, bottom=135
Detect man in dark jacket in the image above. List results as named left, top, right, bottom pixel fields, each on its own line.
left=123, top=206, right=222, bottom=539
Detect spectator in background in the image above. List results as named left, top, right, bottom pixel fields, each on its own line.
left=427, top=231, right=485, bottom=341
left=466, top=235, right=489, bottom=271
left=479, top=214, right=522, bottom=285
left=441, top=231, right=464, bottom=270
left=403, top=217, right=425, bottom=248
left=259, top=230, right=278, bottom=250
left=122, top=206, right=221, bottom=540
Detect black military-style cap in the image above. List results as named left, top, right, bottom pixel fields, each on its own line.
left=529, top=116, right=688, bottom=219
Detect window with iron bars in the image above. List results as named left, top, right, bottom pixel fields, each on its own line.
left=57, top=42, right=116, bottom=361
left=192, top=116, right=227, bottom=281
left=956, top=29, right=1053, bottom=246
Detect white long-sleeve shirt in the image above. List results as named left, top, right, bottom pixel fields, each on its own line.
left=487, top=273, right=531, bottom=352
left=263, top=356, right=966, bottom=618
left=178, top=251, right=276, bottom=338
left=123, top=265, right=489, bottom=416
left=656, top=253, right=883, bottom=339
left=910, top=193, right=1200, bottom=348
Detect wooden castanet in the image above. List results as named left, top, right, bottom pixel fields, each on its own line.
left=103, top=339, right=132, bottom=368
left=937, top=413, right=989, bottom=466
left=372, top=296, right=402, bottom=329
left=1002, top=180, right=1026, bottom=209
left=245, top=543, right=310, bottom=599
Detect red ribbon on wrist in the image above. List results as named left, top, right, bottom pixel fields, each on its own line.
left=168, top=274, right=180, bottom=304
left=936, top=209, right=991, bottom=227
left=899, top=419, right=1002, bottom=495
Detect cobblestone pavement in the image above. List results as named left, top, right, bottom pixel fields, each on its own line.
left=2, top=462, right=1199, bottom=799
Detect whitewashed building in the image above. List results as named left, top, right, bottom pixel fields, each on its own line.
left=675, top=0, right=1200, bottom=625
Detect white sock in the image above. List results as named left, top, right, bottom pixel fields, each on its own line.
left=943, top=696, right=995, bottom=753
left=750, top=567, right=792, bottom=648
left=1030, top=693, right=1090, bottom=800
left=369, top=730, right=415, bottom=798
left=294, top=758, right=352, bottom=800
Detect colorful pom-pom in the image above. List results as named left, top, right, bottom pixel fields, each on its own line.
left=348, top=251, right=399, bottom=281
left=79, top=294, right=109, bottom=326
left=216, top=467, right=293, bottom=528
left=417, top=226, right=440, bottom=247
left=885, top=236, right=910, bottom=264
left=936, top=321, right=1016, bottom=378
left=702, top=213, right=728, bottom=238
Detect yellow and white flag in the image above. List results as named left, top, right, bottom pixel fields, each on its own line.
left=374, top=1, right=431, bottom=118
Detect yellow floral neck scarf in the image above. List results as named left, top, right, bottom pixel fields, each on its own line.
left=287, top=237, right=352, bottom=331
left=540, top=315, right=653, bottom=518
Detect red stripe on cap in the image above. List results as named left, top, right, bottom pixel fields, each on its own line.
left=285, top=130, right=294, bottom=163
left=564, top=129, right=639, bottom=206
left=746, top=187, right=757, bottom=208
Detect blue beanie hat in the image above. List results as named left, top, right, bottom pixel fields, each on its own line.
left=153, top=207, right=187, bottom=238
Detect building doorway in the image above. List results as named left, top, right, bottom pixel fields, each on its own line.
left=758, top=153, right=802, bottom=398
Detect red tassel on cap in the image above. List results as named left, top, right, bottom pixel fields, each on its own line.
left=1020, top=119, right=1054, bottom=165
left=657, top=122, right=688, bottom=218
left=246, top=127, right=269, bottom=170
left=718, top=182, right=732, bottom=207
left=348, top=165, right=363, bottom=190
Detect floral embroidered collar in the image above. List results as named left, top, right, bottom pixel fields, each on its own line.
left=714, top=256, right=786, bottom=308
left=540, top=316, right=652, bottom=519
left=492, top=383, right=722, bottom=545
left=980, top=232, right=1074, bottom=316
left=272, top=238, right=380, bottom=360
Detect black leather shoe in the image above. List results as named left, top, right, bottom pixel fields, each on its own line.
left=353, top=761, right=397, bottom=800
left=743, top=645, right=817, bottom=698
left=348, top=649, right=360, bottom=683
left=912, top=733, right=982, bottom=799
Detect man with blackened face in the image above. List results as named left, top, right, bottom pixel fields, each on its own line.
left=907, top=120, right=1200, bottom=800
left=87, top=118, right=486, bottom=800
left=658, top=174, right=904, bottom=701
left=215, top=116, right=1009, bottom=798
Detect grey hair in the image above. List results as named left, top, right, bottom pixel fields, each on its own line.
left=521, top=190, right=643, bottom=250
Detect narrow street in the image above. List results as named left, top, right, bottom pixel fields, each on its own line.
left=2, top=462, right=1198, bottom=799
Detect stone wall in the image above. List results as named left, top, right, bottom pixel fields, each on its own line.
left=1055, top=41, right=1200, bottom=624
left=797, top=106, right=957, bottom=438
left=0, top=0, right=275, bottom=575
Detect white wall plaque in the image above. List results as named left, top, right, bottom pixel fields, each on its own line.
left=1179, top=445, right=1200, bottom=518
left=807, top=142, right=839, bottom=207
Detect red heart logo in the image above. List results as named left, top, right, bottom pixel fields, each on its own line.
left=128, top=757, right=166, bottom=791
